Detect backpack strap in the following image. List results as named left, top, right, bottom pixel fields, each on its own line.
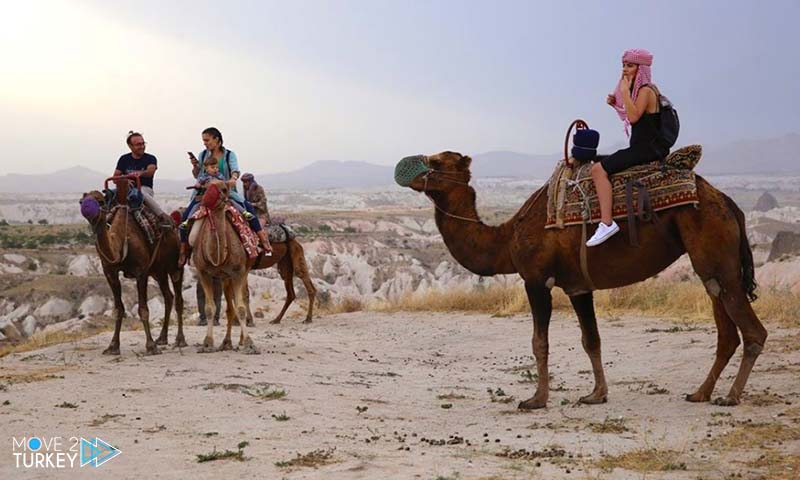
left=642, top=84, right=661, bottom=113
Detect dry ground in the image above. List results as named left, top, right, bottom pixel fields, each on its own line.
left=1, top=312, right=798, bottom=479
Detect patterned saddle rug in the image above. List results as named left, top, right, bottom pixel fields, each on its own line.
left=105, top=204, right=162, bottom=245
left=189, top=204, right=260, bottom=259
left=545, top=145, right=703, bottom=229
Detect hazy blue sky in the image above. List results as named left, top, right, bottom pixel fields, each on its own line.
left=2, top=0, right=798, bottom=178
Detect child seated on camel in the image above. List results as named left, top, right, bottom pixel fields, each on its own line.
left=180, top=156, right=253, bottom=229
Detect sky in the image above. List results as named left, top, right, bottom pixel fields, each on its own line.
left=2, top=0, right=799, bottom=179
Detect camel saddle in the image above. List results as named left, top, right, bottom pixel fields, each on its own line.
left=103, top=196, right=162, bottom=245
left=188, top=204, right=260, bottom=259
left=545, top=145, right=702, bottom=231
left=267, top=224, right=296, bottom=243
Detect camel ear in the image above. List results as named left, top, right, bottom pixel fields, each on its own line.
left=457, top=155, right=472, bottom=170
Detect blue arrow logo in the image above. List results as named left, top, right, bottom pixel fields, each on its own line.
left=80, top=437, right=122, bottom=467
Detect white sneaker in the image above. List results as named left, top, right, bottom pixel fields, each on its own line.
left=586, top=220, right=620, bottom=247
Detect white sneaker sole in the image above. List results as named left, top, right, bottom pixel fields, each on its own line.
left=586, top=224, right=620, bottom=247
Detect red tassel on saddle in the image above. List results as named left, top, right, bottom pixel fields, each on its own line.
left=201, top=183, right=221, bottom=232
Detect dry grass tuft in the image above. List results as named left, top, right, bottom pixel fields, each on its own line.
left=275, top=448, right=337, bottom=469
left=320, top=296, right=364, bottom=315
left=710, top=421, right=800, bottom=450
left=369, top=280, right=800, bottom=327
left=0, top=366, right=70, bottom=385
left=595, top=448, right=686, bottom=473
left=745, top=450, right=800, bottom=480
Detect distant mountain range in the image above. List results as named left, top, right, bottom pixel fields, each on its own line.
left=2, top=134, right=798, bottom=193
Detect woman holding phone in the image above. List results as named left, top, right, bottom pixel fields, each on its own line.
left=178, top=127, right=271, bottom=267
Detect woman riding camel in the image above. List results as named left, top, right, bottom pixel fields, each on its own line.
left=586, top=48, right=671, bottom=247
left=178, top=127, right=271, bottom=267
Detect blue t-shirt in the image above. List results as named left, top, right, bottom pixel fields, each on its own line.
left=115, top=153, right=157, bottom=189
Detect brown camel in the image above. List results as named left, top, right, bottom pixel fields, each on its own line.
left=246, top=235, right=317, bottom=325
left=396, top=152, right=766, bottom=408
left=190, top=180, right=258, bottom=354
left=79, top=176, right=185, bottom=355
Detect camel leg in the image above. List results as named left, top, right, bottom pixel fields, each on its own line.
left=102, top=270, right=124, bottom=355
left=170, top=269, right=187, bottom=348
left=300, top=271, right=316, bottom=324
left=270, top=257, right=295, bottom=325
left=234, top=275, right=259, bottom=354
left=686, top=297, right=740, bottom=402
left=569, top=293, right=608, bottom=404
left=154, top=274, right=173, bottom=345
left=197, top=274, right=217, bottom=353
left=245, top=282, right=255, bottom=327
left=713, top=280, right=767, bottom=406
left=518, top=283, right=552, bottom=410
left=218, top=281, right=235, bottom=351
left=136, top=276, right=160, bottom=355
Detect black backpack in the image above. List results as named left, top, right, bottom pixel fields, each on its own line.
left=650, top=85, right=680, bottom=150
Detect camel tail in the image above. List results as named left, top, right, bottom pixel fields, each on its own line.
left=723, top=194, right=757, bottom=302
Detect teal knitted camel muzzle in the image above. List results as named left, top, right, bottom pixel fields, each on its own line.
left=394, top=155, right=430, bottom=187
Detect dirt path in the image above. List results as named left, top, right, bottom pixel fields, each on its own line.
left=1, top=312, right=798, bottom=479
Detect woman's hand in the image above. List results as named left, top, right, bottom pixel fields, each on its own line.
left=619, top=75, right=631, bottom=96
left=606, top=94, right=616, bottom=106
left=227, top=179, right=237, bottom=188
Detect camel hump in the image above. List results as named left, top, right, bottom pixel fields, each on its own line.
left=664, top=144, right=702, bottom=170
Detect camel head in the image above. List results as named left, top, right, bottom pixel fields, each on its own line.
left=201, top=179, right=230, bottom=211
left=394, top=151, right=472, bottom=194
left=79, top=190, right=106, bottom=225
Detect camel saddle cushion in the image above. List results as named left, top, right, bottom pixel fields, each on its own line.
left=545, top=145, right=702, bottom=229
left=189, top=204, right=260, bottom=259
left=267, top=224, right=296, bottom=243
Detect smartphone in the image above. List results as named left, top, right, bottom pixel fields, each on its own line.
left=188, top=151, right=197, bottom=163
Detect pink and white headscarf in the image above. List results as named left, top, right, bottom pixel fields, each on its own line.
left=612, top=49, right=653, bottom=136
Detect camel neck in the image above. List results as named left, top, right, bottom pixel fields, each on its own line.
left=430, top=186, right=517, bottom=276
left=94, top=210, right=127, bottom=264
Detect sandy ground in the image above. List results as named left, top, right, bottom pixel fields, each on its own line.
left=1, top=311, right=799, bottom=480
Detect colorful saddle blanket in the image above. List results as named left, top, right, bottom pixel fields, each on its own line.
left=545, top=145, right=702, bottom=229
left=190, top=204, right=260, bottom=259
left=105, top=205, right=161, bottom=245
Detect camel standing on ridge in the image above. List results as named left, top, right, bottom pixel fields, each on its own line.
left=80, top=176, right=185, bottom=355
left=190, top=180, right=258, bottom=354
left=396, top=152, right=766, bottom=408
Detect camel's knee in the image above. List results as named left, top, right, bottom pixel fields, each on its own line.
left=704, top=278, right=722, bottom=297
left=581, top=335, right=601, bottom=354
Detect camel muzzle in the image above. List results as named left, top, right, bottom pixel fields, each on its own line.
left=80, top=196, right=101, bottom=220
left=394, top=155, right=430, bottom=187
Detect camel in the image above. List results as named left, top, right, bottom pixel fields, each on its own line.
left=190, top=180, right=258, bottom=354
left=79, top=176, right=185, bottom=355
left=396, top=152, right=766, bottom=409
left=247, top=234, right=316, bottom=325
left=200, top=237, right=316, bottom=326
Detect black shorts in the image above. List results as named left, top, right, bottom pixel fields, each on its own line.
left=600, top=145, right=665, bottom=175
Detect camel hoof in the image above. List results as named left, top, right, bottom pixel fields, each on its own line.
left=218, top=339, right=234, bottom=352
left=102, top=345, right=120, bottom=356
left=518, top=396, right=547, bottom=410
left=302, top=319, right=312, bottom=324
left=239, top=337, right=260, bottom=355
left=145, top=344, right=161, bottom=356
left=174, top=337, right=188, bottom=348
left=269, top=318, right=282, bottom=325
left=685, top=392, right=711, bottom=403
left=712, top=396, right=740, bottom=407
left=155, top=336, right=168, bottom=346
left=578, top=393, right=608, bottom=405
left=197, top=337, right=215, bottom=353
